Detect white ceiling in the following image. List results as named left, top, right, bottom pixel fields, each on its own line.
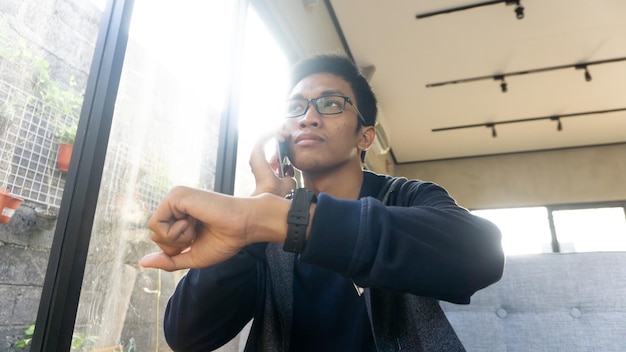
left=328, top=0, right=626, bottom=163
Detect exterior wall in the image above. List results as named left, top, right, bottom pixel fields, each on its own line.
left=0, top=1, right=100, bottom=350
left=394, top=143, right=626, bottom=210
left=0, top=203, right=51, bottom=351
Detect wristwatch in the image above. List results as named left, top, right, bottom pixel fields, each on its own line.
left=283, top=188, right=317, bottom=253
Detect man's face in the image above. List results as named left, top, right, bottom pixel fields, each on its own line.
left=284, top=73, right=366, bottom=173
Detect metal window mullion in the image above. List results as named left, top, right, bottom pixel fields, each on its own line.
left=31, top=0, right=134, bottom=351
left=546, top=207, right=561, bottom=253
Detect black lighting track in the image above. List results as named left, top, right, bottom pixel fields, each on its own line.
left=416, top=0, right=524, bottom=20
left=426, top=56, right=626, bottom=88
left=432, top=107, right=626, bottom=137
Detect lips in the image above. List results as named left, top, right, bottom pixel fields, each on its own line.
left=294, top=133, right=324, bottom=144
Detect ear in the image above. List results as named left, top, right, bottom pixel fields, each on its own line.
left=357, top=125, right=376, bottom=152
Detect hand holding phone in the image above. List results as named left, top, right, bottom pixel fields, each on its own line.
left=276, top=139, right=290, bottom=178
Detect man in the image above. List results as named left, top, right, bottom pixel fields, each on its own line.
left=140, top=54, right=504, bottom=351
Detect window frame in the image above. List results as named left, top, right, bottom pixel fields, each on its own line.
left=472, top=200, right=626, bottom=255
left=546, top=200, right=626, bottom=253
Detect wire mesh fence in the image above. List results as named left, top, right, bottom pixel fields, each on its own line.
left=0, top=79, right=75, bottom=210
left=1, top=76, right=208, bottom=222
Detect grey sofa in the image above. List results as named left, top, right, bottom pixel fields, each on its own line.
left=440, top=252, right=626, bottom=352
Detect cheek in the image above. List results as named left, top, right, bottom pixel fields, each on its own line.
left=333, top=122, right=360, bottom=146
left=283, top=119, right=300, bottom=136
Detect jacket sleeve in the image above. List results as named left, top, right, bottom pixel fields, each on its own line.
left=300, top=181, right=504, bottom=304
left=163, top=243, right=266, bottom=351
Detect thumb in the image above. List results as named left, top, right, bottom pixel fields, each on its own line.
left=139, top=251, right=195, bottom=272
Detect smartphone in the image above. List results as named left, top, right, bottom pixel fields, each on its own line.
left=276, top=139, right=290, bottom=177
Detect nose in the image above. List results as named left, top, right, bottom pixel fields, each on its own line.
left=298, top=101, right=321, bottom=128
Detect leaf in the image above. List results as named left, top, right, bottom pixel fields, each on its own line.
left=15, top=338, right=31, bottom=348
left=25, top=324, right=35, bottom=336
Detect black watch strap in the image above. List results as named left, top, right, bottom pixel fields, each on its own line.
left=283, top=188, right=317, bottom=253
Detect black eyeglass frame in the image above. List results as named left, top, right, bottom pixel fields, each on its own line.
left=285, top=95, right=367, bottom=125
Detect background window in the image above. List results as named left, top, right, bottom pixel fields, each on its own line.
left=553, top=207, right=626, bottom=253
left=234, top=7, right=289, bottom=196
left=472, top=207, right=553, bottom=255
left=473, top=203, right=626, bottom=255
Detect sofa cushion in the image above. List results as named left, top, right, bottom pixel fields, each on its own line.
left=440, top=252, right=626, bottom=352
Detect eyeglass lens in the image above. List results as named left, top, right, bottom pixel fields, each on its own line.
left=285, top=96, right=347, bottom=118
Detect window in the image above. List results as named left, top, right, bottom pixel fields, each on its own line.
left=72, top=1, right=237, bottom=349
left=552, top=207, right=626, bottom=253
left=472, top=203, right=626, bottom=255
left=472, top=207, right=553, bottom=255
left=234, top=6, right=290, bottom=196
left=0, top=1, right=102, bottom=349
left=5, top=0, right=293, bottom=350
left=71, top=0, right=293, bottom=349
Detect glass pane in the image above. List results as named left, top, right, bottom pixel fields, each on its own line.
left=553, top=207, right=626, bottom=253
left=74, top=1, right=235, bottom=350
left=472, top=207, right=553, bottom=255
left=234, top=7, right=289, bottom=196
left=0, top=1, right=102, bottom=348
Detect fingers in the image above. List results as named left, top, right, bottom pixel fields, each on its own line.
left=249, top=131, right=275, bottom=165
left=150, top=217, right=196, bottom=257
left=274, top=126, right=290, bottom=142
left=140, top=188, right=254, bottom=271
left=249, top=134, right=278, bottom=176
left=248, top=128, right=298, bottom=196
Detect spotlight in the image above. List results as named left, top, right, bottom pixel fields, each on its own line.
left=550, top=116, right=563, bottom=131
left=584, top=67, right=592, bottom=82
left=506, top=0, right=524, bottom=20
left=494, top=75, right=507, bottom=93
left=515, top=5, right=524, bottom=19
left=487, top=124, right=497, bottom=138
left=576, top=64, right=593, bottom=82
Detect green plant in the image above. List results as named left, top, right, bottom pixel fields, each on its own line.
left=1, top=21, right=83, bottom=118
left=56, top=122, right=78, bottom=144
left=14, top=324, right=34, bottom=348
left=1, top=20, right=83, bottom=133
left=70, top=331, right=99, bottom=351
left=14, top=325, right=98, bottom=351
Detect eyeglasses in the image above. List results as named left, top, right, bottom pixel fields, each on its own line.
left=284, top=95, right=367, bottom=125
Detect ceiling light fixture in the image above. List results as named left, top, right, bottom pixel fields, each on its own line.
left=416, top=0, right=525, bottom=21
left=575, top=65, right=592, bottom=82
left=495, top=75, right=507, bottom=93
left=550, top=116, right=563, bottom=131
left=432, top=107, right=626, bottom=136
left=514, top=3, right=524, bottom=19
left=425, top=57, right=626, bottom=89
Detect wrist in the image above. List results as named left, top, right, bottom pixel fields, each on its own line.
left=247, top=193, right=291, bottom=243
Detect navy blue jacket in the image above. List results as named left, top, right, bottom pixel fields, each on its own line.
left=163, top=171, right=504, bottom=351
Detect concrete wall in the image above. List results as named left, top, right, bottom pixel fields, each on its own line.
left=394, top=143, right=626, bottom=210
left=0, top=203, right=53, bottom=351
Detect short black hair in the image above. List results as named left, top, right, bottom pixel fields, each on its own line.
left=289, top=54, right=377, bottom=127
